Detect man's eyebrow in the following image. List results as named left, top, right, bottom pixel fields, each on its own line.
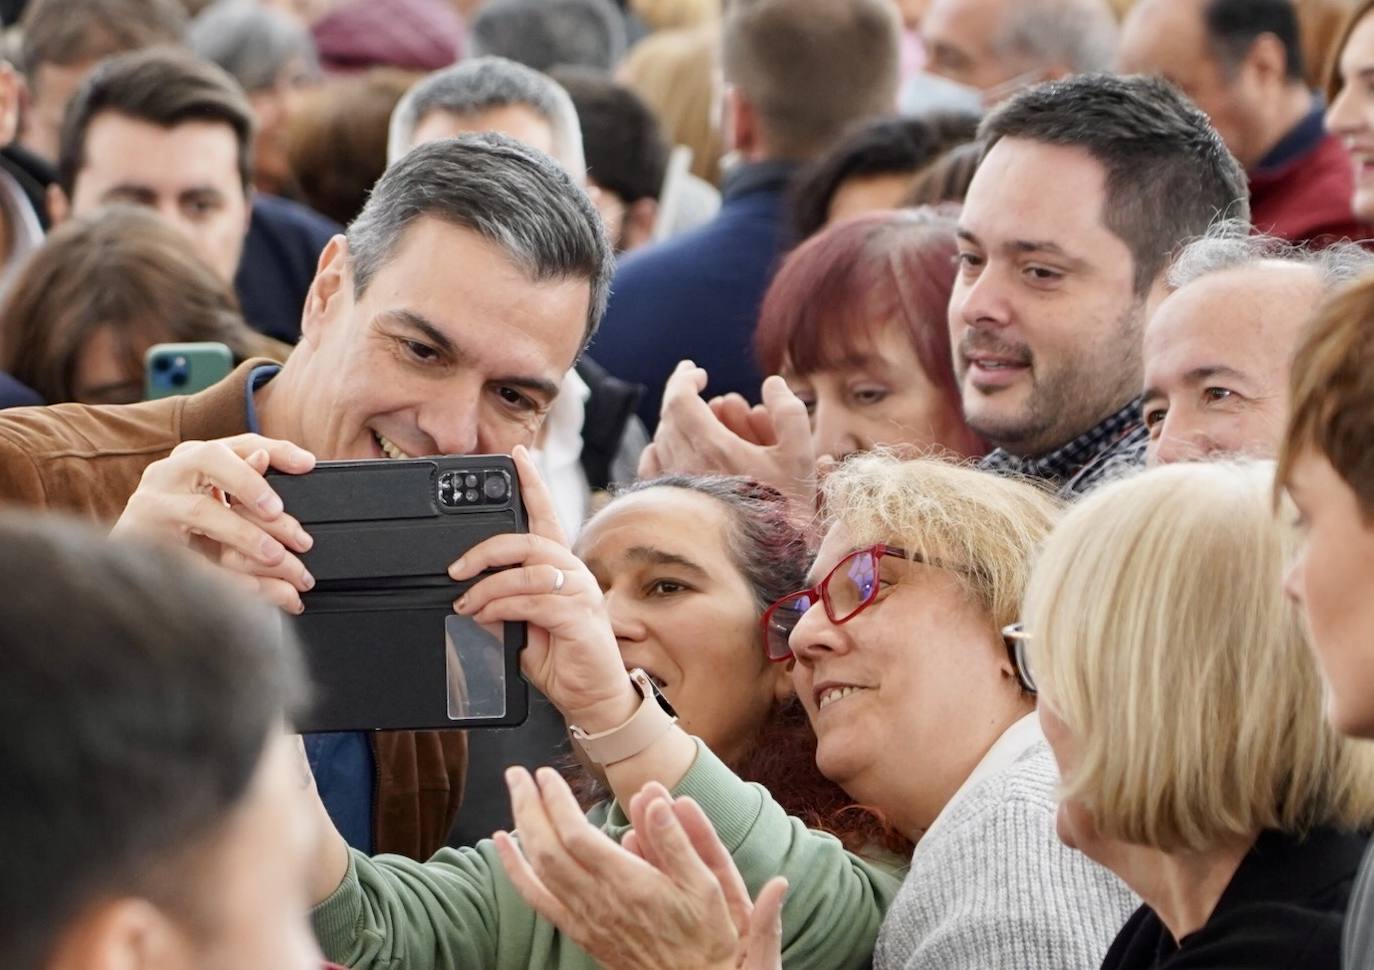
left=1005, top=239, right=1089, bottom=268
left=1183, top=364, right=1249, bottom=385
left=379, top=308, right=562, bottom=400
left=625, top=546, right=708, bottom=575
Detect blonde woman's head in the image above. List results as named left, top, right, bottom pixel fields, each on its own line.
left=786, top=454, right=1060, bottom=834
left=1025, top=460, right=1374, bottom=854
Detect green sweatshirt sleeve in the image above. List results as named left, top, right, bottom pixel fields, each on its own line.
left=311, top=740, right=905, bottom=970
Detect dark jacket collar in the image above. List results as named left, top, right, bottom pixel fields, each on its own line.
left=721, top=159, right=798, bottom=203
left=1255, top=99, right=1327, bottom=176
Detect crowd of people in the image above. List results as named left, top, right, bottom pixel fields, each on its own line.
left=6, top=0, right=1374, bottom=969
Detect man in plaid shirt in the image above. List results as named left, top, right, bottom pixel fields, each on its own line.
left=952, top=74, right=1251, bottom=497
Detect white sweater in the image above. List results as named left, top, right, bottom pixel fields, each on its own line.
left=874, top=734, right=1138, bottom=970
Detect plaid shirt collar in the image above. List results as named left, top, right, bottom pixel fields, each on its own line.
left=979, top=397, right=1147, bottom=497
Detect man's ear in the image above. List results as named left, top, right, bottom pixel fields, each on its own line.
left=47, top=182, right=70, bottom=224
left=48, top=897, right=189, bottom=970
left=724, top=85, right=756, bottom=158
left=621, top=197, right=659, bottom=251
left=299, top=233, right=351, bottom=345
left=1245, top=32, right=1291, bottom=88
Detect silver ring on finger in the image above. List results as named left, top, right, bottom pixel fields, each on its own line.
left=551, top=567, right=566, bottom=594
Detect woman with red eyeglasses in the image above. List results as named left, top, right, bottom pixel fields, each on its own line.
left=307, top=449, right=1135, bottom=970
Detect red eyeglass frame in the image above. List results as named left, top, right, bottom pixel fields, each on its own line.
left=760, top=544, right=920, bottom=663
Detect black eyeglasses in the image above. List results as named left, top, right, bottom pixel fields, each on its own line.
left=1002, top=623, right=1037, bottom=694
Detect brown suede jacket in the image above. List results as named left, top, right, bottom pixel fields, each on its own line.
left=0, top=360, right=466, bottom=860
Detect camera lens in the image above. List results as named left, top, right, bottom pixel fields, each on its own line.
left=465, top=488, right=479, bottom=503
left=483, top=473, right=509, bottom=501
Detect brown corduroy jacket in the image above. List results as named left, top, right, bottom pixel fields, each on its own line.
left=0, top=359, right=466, bottom=860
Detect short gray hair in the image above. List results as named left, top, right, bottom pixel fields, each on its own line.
left=996, top=0, right=1118, bottom=76
left=187, top=0, right=318, bottom=93
left=347, top=133, right=612, bottom=347
left=1168, top=220, right=1374, bottom=295
left=387, top=56, right=585, bottom=175
left=468, top=0, right=626, bottom=73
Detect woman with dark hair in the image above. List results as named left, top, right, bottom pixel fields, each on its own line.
left=572, top=474, right=908, bottom=856
left=0, top=206, right=287, bottom=405
left=298, top=466, right=908, bottom=970
left=642, top=206, right=983, bottom=517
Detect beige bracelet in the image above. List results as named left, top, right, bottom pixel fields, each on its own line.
left=569, top=669, right=678, bottom=766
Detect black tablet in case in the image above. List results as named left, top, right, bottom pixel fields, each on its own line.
left=269, top=455, right=529, bottom=732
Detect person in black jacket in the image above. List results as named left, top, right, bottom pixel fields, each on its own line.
left=1018, top=460, right=1374, bottom=970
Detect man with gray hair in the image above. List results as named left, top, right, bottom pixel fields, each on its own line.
left=0, top=134, right=613, bottom=863
left=919, top=0, right=1118, bottom=105
left=467, top=0, right=627, bottom=73
left=387, top=55, right=584, bottom=173
left=386, top=53, right=645, bottom=847
left=1142, top=221, right=1374, bottom=465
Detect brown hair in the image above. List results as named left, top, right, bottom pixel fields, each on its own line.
left=720, top=0, right=900, bottom=161
left=1277, top=273, right=1374, bottom=520
left=287, top=68, right=420, bottom=226
left=1325, top=0, right=1374, bottom=103
left=56, top=46, right=256, bottom=197
left=0, top=205, right=285, bottom=404
left=19, top=0, right=186, bottom=78
left=903, top=141, right=983, bottom=207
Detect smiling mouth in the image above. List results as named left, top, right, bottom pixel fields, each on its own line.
left=373, top=430, right=413, bottom=460
left=817, top=685, right=869, bottom=710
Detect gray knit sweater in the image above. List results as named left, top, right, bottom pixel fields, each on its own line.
left=874, top=741, right=1139, bottom=970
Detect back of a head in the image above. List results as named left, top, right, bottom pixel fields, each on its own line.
left=618, top=23, right=723, bottom=183
left=0, top=205, right=274, bottom=404
left=0, top=515, right=304, bottom=970
left=348, top=133, right=613, bottom=346
left=822, top=453, right=1062, bottom=632
left=1203, top=0, right=1306, bottom=85
left=722, top=0, right=901, bottom=161
left=290, top=68, right=419, bottom=226
left=789, top=113, right=977, bottom=239
left=468, top=0, right=627, bottom=72
left=56, top=46, right=255, bottom=198
left=1025, top=461, right=1374, bottom=851
left=548, top=65, right=669, bottom=203
left=19, top=0, right=187, bottom=77
left=387, top=55, right=585, bottom=173
left=188, top=0, right=319, bottom=93
left=980, top=73, right=1249, bottom=296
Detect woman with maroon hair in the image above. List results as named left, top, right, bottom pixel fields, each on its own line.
left=641, top=207, right=982, bottom=517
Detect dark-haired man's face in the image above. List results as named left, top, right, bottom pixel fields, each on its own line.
left=262, top=216, right=587, bottom=461
left=53, top=112, right=251, bottom=281
left=950, top=137, right=1145, bottom=457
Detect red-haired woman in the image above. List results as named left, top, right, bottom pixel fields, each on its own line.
left=641, top=207, right=983, bottom=517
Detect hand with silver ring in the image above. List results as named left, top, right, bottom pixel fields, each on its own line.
left=448, top=446, right=638, bottom=734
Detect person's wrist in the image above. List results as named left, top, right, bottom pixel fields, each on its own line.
left=566, top=681, right=641, bottom=735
